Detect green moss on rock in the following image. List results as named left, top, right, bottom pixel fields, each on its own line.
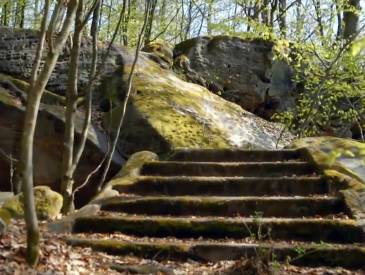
left=104, top=55, right=291, bottom=155
left=2, top=186, right=63, bottom=220
left=291, top=137, right=365, bottom=186
left=0, top=73, right=65, bottom=105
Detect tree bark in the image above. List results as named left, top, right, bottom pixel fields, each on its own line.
left=278, top=0, right=287, bottom=37
left=19, top=0, right=78, bottom=266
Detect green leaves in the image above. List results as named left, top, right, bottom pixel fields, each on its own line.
left=351, top=36, right=365, bottom=56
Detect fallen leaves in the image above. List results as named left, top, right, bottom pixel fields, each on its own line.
left=0, top=219, right=364, bottom=275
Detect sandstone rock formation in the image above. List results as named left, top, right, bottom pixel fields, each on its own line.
left=142, top=41, right=173, bottom=69
left=0, top=27, right=292, bottom=172
left=104, top=52, right=293, bottom=155
left=173, top=36, right=295, bottom=119
left=0, top=27, right=121, bottom=95
left=0, top=78, right=123, bottom=206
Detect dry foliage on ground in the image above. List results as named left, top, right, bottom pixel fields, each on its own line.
left=0, top=219, right=364, bottom=275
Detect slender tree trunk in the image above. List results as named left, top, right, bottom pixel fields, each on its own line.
left=278, top=0, right=287, bottom=37
left=343, top=0, right=360, bottom=40
left=270, top=0, right=278, bottom=28
left=262, top=0, right=269, bottom=26
left=61, top=0, right=84, bottom=214
left=313, top=0, right=324, bottom=37
left=295, top=0, right=303, bottom=40
left=2, top=2, right=11, bottom=26
left=207, top=0, right=213, bottom=35
left=185, top=0, right=193, bottom=40
left=144, top=0, right=157, bottom=45
left=336, top=1, right=343, bottom=40
left=33, top=0, right=40, bottom=28
left=20, top=0, right=78, bottom=266
left=97, top=0, right=151, bottom=191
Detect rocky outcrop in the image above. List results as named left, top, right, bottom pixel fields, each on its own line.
left=142, top=41, right=173, bottom=69
left=0, top=28, right=292, bottom=170
left=0, top=27, right=122, bottom=95
left=104, top=52, right=293, bottom=155
left=0, top=80, right=123, bottom=206
left=173, top=36, right=295, bottom=119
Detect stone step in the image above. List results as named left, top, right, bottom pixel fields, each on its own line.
left=99, top=196, right=345, bottom=218
left=115, top=176, right=329, bottom=196
left=73, top=215, right=363, bottom=244
left=141, top=161, right=316, bottom=177
left=67, top=238, right=365, bottom=269
left=168, top=149, right=303, bottom=162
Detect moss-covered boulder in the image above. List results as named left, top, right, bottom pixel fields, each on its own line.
left=291, top=137, right=365, bottom=185
left=2, top=186, right=63, bottom=220
left=104, top=52, right=292, bottom=156
left=173, top=36, right=295, bottom=119
left=142, top=41, right=173, bottom=69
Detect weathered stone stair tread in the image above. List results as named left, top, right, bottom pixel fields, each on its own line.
left=115, top=176, right=329, bottom=196
left=100, top=195, right=345, bottom=218
left=69, top=148, right=365, bottom=269
left=141, top=161, right=315, bottom=177
left=67, top=238, right=365, bottom=268
left=73, top=215, right=363, bottom=243
left=169, top=149, right=303, bottom=162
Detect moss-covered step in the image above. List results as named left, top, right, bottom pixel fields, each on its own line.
left=99, top=195, right=345, bottom=218
left=67, top=238, right=365, bottom=268
left=168, top=149, right=303, bottom=162
left=141, top=161, right=316, bottom=177
left=114, top=176, right=329, bottom=196
left=72, top=215, right=364, bottom=243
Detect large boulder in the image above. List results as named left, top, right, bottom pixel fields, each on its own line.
left=173, top=36, right=295, bottom=119
left=0, top=80, right=123, bottom=206
left=2, top=186, right=63, bottom=220
left=105, top=52, right=293, bottom=155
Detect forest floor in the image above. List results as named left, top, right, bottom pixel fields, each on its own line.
left=0, top=219, right=364, bottom=275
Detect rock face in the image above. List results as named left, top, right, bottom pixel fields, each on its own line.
left=105, top=53, right=293, bottom=155
left=0, top=27, right=121, bottom=95
left=142, top=41, right=173, bottom=69
left=0, top=28, right=292, bottom=166
left=173, top=36, right=295, bottom=119
left=0, top=81, right=123, bottom=206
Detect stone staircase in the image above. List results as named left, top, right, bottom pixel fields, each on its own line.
left=68, top=149, right=365, bottom=269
